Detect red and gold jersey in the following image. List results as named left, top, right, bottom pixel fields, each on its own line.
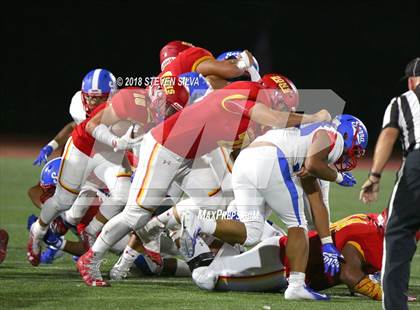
left=110, top=87, right=153, bottom=127
left=279, top=213, right=384, bottom=290
left=331, top=213, right=384, bottom=274
left=151, top=81, right=272, bottom=159
left=159, top=47, right=213, bottom=78
left=71, top=88, right=153, bottom=156
left=72, top=103, right=107, bottom=156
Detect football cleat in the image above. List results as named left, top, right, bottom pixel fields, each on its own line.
left=180, top=211, right=201, bottom=259
left=284, top=285, right=330, bottom=301
left=192, top=266, right=218, bottom=291
left=77, top=248, right=109, bottom=287
left=0, top=229, right=9, bottom=264
left=27, top=228, right=42, bottom=266
left=109, top=255, right=132, bottom=281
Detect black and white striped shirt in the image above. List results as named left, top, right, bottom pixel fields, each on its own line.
left=382, top=85, right=420, bottom=156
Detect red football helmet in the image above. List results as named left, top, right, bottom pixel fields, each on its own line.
left=148, top=75, right=189, bottom=123
left=159, top=40, right=194, bottom=71
left=261, top=73, right=299, bottom=111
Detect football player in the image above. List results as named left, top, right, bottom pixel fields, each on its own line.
left=33, top=69, right=116, bottom=166
left=191, top=211, right=395, bottom=302
left=181, top=114, right=368, bottom=300
left=158, top=41, right=257, bottom=90
left=76, top=73, right=331, bottom=286
left=27, top=86, right=164, bottom=267
left=114, top=73, right=299, bottom=276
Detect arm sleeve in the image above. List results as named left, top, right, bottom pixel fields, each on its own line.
left=382, top=97, right=400, bottom=129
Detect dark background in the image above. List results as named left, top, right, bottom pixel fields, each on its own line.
left=2, top=0, right=419, bottom=146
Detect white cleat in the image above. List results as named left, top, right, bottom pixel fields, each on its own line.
left=180, top=211, right=201, bottom=259
left=192, top=266, right=218, bottom=291
left=109, top=255, right=131, bottom=281
left=284, top=285, right=330, bottom=301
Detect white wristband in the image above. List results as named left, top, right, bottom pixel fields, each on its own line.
left=335, top=172, right=343, bottom=183
left=92, top=124, right=118, bottom=148
left=47, top=140, right=59, bottom=151
left=321, top=236, right=333, bottom=245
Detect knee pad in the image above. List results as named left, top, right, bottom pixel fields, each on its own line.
left=243, top=220, right=264, bottom=247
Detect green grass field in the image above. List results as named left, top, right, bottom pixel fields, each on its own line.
left=1, top=158, right=419, bottom=309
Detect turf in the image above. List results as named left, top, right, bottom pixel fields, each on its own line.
left=1, top=158, right=419, bottom=309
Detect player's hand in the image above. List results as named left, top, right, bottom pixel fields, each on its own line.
left=113, top=125, right=143, bottom=152
left=33, top=145, right=54, bottom=166
left=296, top=166, right=310, bottom=178
left=359, top=178, right=380, bottom=204
left=236, top=50, right=254, bottom=70
left=313, top=109, right=332, bottom=123
left=322, top=243, right=343, bottom=277
left=336, top=172, right=356, bottom=187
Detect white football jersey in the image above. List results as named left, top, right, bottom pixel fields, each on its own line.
left=253, top=122, right=344, bottom=171
left=69, top=91, right=87, bottom=124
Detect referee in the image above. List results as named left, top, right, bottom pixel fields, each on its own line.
left=360, top=57, right=420, bottom=310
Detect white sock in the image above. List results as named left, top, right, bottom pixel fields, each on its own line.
left=91, top=236, right=111, bottom=259
left=288, top=271, right=306, bottom=288
left=174, top=259, right=191, bottom=277
left=85, top=217, right=104, bottom=236
left=32, top=220, right=48, bottom=239
left=198, top=218, right=217, bottom=235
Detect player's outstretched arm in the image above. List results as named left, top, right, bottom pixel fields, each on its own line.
left=360, top=127, right=399, bottom=204
left=302, top=177, right=342, bottom=277
left=301, top=177, right=330, bottom=239
left=196, top=50, right=254, bottom=79
left=86, top=104, right=142, bottom=151
left=340, top=242, right=382, bottom=301
left=33, top=121, right=76, bottom=166
left=250, top=103, right=331, bottom=128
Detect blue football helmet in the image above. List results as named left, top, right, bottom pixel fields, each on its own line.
left=333, top=114, right=368, bottom=171
left=178, top=72, right=212, bottom=104
left=40, top=157, right=62, bottom=188
left=81, top=68, right=116, bottom=113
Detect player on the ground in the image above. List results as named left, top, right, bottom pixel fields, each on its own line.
left=33, top=69, right=116, bottom=166
left=76, top=73, right=331, bottom=286
left=181, top=114, right=368, bottom=300
left=191, top=211, right=395, bottom=302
